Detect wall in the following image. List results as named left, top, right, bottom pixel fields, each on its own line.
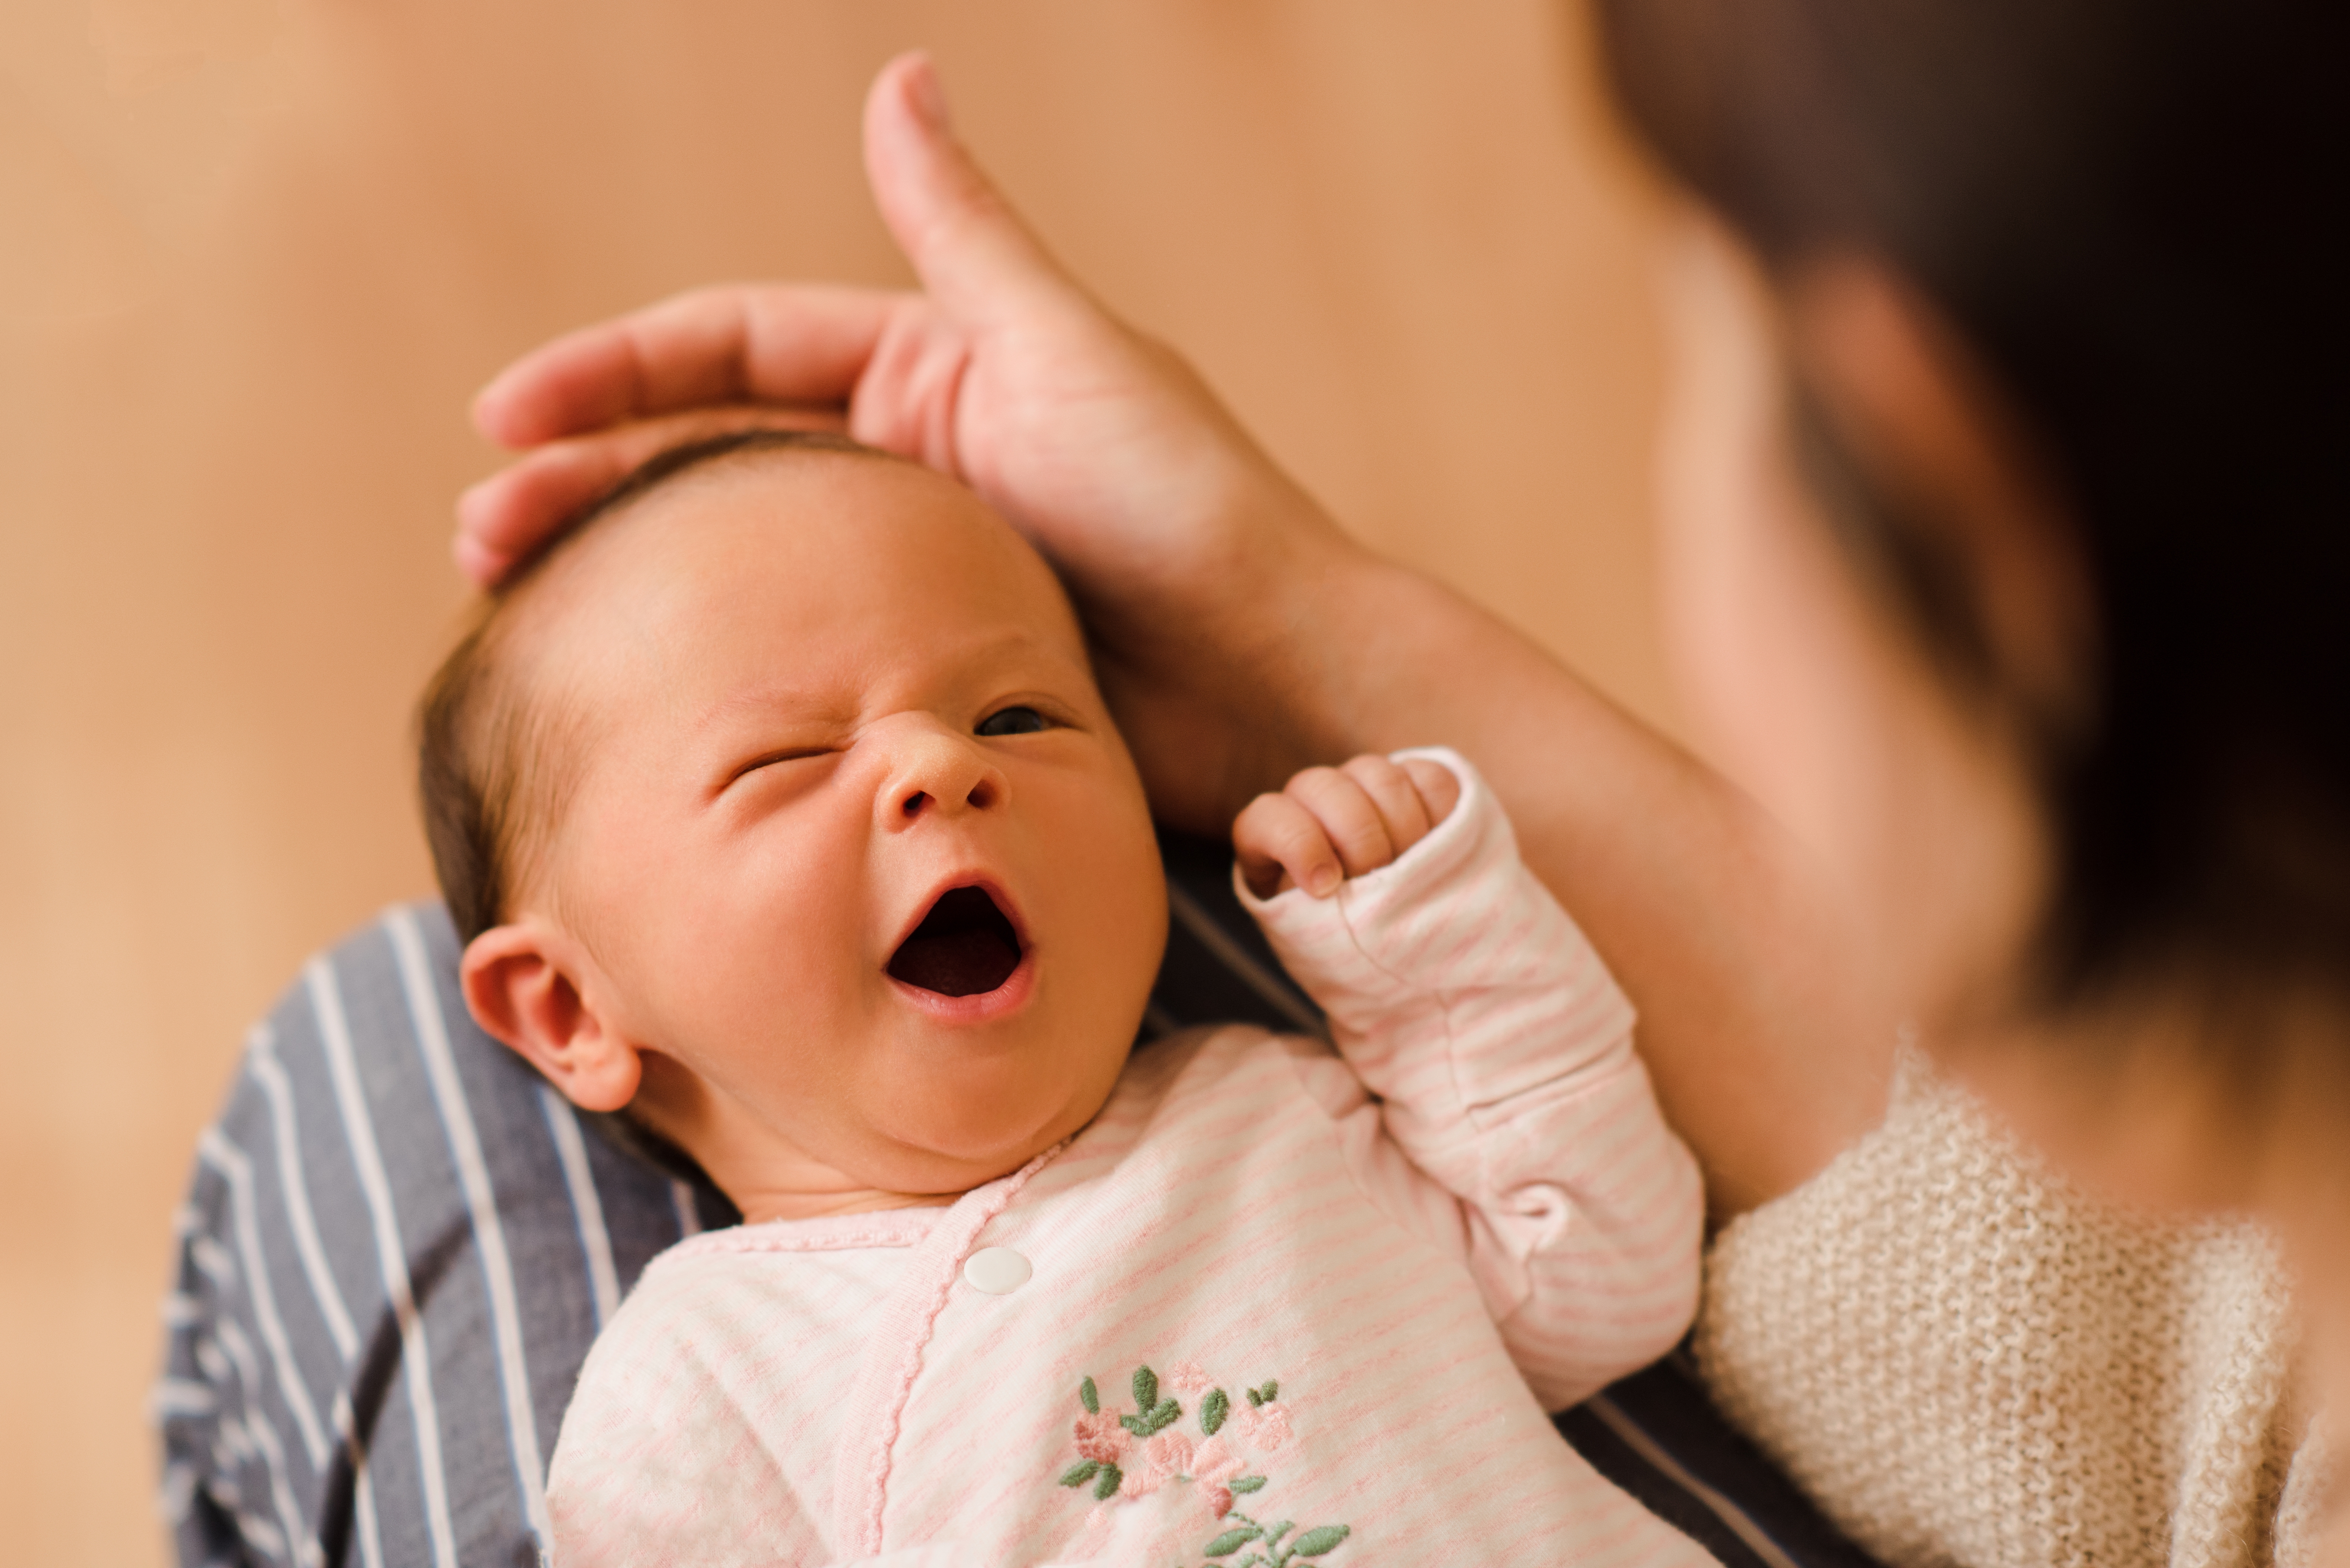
left=0, top=3, right=1674, bottom=1562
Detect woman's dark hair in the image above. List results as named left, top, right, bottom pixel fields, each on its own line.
left=1596, top=0, right=2350, bottom=1027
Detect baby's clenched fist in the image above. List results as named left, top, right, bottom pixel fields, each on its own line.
left=1233, top=754, right=1461, bottom=899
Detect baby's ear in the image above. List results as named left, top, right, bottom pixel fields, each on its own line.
left=460, top=920, right=642, bottom=1113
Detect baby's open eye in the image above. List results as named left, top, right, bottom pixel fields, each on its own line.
left=976, top=706, right=1052, bottom=737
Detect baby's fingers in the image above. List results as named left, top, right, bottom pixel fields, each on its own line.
left=1337, top=754, right=1441, bottom=860
left=1233, top=792, right=1345, bottom=900
left=1293, top=764, right=1419, bottom=881
left=1397, top=756, right=1462, bottom=834
left=1235, top=756, right=1458, bottom=900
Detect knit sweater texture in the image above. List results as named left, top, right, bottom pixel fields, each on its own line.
left=1696, top=1050, right=2328, bottom=1568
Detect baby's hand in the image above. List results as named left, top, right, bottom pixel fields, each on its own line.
left=1235, top=754, right=1462, bottom=899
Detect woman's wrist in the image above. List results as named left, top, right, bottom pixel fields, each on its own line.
left=1071, top=453, right=1386, bottom=834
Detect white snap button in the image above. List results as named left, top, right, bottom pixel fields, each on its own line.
left=963, top=1247, right=1031, bottom=1295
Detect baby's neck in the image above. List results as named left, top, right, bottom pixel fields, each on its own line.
left=626, top=1055, right=967, bottom=1224
left=735, top=1187, right=958, bottom=1226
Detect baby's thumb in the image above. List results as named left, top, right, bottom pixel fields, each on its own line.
left=862, top=53, right=1081, bottom=326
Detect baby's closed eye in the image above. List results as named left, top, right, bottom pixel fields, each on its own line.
left=724, top=744, right=839, bottom=788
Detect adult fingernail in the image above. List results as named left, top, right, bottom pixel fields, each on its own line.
left=906, top=56, right=952, bottom=133
left=452, top=533, right=493, bottom=585
left=455, top=480, right=500, bottom=537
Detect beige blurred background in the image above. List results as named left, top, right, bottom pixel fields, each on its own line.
left=0, top=2, right=1678, bottom=1562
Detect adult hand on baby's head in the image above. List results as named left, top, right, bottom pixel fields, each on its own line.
left=460, top=53, right=1357, bottom=830
left=1235, top=754, right=1461, bottom=900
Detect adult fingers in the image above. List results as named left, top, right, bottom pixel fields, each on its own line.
left=469, top=55, right=1095, bottom=457
left=471, top=284, right=907, bottom=449
left=862, top=52, right=1088, bottom=328
left=1233, top=792, right=1345, bottom=900
left=1280, top=766, right=1395, bottom=880
left=1398, top=756, right=1463, bottom=830
left=454, top=404, right=848, bottom=587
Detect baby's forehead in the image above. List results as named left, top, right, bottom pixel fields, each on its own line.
left=588, top=446, right=968, bottom=568
left=507, top=447, right=1086, bottom=698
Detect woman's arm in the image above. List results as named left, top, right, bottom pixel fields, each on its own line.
left=1245, top=562, right=1891, bottom=1218
left=457, top=55, right=1889, bottom=1215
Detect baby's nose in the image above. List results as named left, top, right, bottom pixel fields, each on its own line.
left=876, top=720, right=1009, bottom=829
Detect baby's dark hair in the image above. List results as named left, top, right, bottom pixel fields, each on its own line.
left=418, top=428, right=887, bottom=944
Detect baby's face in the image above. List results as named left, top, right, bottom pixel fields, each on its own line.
left=516, top=453, right=1166, bottom=1206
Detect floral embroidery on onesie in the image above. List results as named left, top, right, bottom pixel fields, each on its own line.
left=545, top=749, right=1709, bottom=1568
left=1055, top=1365, right=1349, bottom=1566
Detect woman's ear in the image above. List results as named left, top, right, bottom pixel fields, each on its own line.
left=1787, top=255, right=2094, bottom=727
left=460, top=920, right=642, bottom=1113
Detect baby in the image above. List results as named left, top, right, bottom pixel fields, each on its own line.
left=420, top=430, right=1707, bottom=1568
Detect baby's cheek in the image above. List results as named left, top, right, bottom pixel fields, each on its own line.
left=1089, top=798, right=1169, bottom=977
left=632, top=826, right=869, bottom=1071
left=1040, top=775, right=1166, bottom=1009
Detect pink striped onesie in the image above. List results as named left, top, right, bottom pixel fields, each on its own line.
left=547, top=752, right=1709, bottom=1567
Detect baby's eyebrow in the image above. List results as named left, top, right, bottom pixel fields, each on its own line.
left=684, top=684, right=856, bottom=742
left=681, top=628, right=1088, bottom=742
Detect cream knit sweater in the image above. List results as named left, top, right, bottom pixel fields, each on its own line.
left=1696, top=1051, right=2330, bottom=1568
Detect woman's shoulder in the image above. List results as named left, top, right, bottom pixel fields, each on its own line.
left=1695, top=1045, right=2304, bottom=1568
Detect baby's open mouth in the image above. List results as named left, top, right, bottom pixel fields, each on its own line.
left=887, top=886, right=1025, bottom=998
